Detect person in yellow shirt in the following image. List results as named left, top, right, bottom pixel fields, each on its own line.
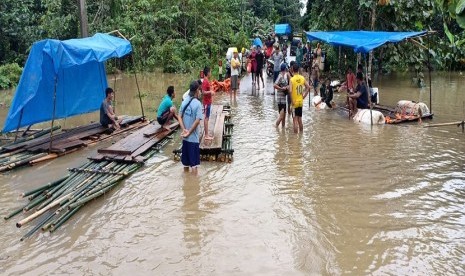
left=289, top=63, right=311, bottom=133
left=230, top=50, right=241, bottom=96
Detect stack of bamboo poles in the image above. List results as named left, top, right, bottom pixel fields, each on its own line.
left=4, top=136, right=170, bottom=241
left=0, top=151, right=49, bottom=172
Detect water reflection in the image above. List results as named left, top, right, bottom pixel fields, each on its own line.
left=182, top=173, right=202, bottom=255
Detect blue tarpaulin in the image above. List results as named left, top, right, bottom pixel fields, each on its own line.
left=252, top=37, right=263, bottom=48
left=305, top=31, right=426, bottom=53
left=2, top=33, right=132, bottom=133
left=275, top=24, right=291, bottom=35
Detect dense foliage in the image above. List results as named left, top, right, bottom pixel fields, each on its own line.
left=304, top=0, right=465, bottom=72
left=0, top=0, right=464, bottom=89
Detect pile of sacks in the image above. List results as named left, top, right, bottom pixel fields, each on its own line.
left=211, top=78, right=232, bottom=93
left=395, top=100, right=429, bottom=117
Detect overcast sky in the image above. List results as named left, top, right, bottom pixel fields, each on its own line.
left=301, top=0, right=307, bottom=16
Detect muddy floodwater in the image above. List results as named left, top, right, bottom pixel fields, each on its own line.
left=0, top=69, right=464, bottom=275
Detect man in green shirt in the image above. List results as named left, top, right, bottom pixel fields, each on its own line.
left=157, top=86, right=178, bottom=130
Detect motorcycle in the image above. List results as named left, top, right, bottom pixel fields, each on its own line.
left=266, top=57, right=287, bottom=77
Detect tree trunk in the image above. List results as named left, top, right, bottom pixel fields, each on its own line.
left=78, top=0, right=89, bottom=38
left=368, top=1, right=377, bottom=78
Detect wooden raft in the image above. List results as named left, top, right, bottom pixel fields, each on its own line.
left=338, top=105, right=433, bottom=124
left=199, top=105, right=228, bottom=151
left=174, top=104, right=233, bottom=162
left=374, top=104, right=434, bottom=124
left=93, top=122, right=179, bottom=163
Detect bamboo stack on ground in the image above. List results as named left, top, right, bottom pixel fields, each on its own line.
left=4, top=122, right=178, bottom=241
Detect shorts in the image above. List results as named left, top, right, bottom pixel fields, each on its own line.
left=293, top=107, right=303, bottom=117
left=313, top=79, right=319, bottom=90
left=278, top=103, right=286, bottom=113
left=157, top=109, right=170, bottom=125
left=231, top=75, right=239, bottom=90
left=203, top=104, right=211, bottom=118
left=181, top=140, right=200, bottom=167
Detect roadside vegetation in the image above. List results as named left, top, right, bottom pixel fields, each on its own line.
left=0, top=0, right=464, bottom=92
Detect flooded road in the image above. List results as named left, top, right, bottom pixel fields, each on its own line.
left=1, top=70, right=464, bottom=275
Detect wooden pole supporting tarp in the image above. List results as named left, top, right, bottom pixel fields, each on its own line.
left=364, top=53, right=373, bottom=126
left=48, top=77, right=58, bottom=153
left=13, top=109, right=24, bottom=142
left=131, top=55, right=145, bottom=118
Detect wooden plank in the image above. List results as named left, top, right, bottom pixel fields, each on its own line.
left=143, top=122, right=177, bottom=137
left=6, top=123, right=99, bottom=152
left=50, top=139, right=87, bottom=152
left=97, top=123, right=161, bottom=155
left=8, top=118, right=142, bottom=152
left=197, top=105, right=221, bottom=144
left=200, top=105, right=223, bottom=149
left=28, top=126, right=107, bottom=152
left=88, top=154, right=105, bottom=161
left=130, top=124, right=178, bottom=158
left=211, top=112, right=226, bottom=149
left=61, top=122, right=101, bottom=134
left=85, top=120, right=149, bottom=146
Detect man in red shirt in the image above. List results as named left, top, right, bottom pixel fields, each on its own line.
left=202, top=66, right=214, bottom=140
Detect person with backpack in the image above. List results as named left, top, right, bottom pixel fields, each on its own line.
left=178, top=81, right=204, bottom=173
left=273, top=63, right=291, bottom=128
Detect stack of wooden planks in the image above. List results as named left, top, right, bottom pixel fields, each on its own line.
left=93, top=122, right=179, bottom=163
left=0, top=116, right=147, bottom=172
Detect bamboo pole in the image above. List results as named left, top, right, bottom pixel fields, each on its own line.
left=428, top=34, right=432, bottom=113
left=23, top=194, right=48, bottom=212
left=423, top=121, right=464, bottom=127
left=49, top=77, right=58, bottom=153
left=49, top=206, right=82, bottom=233
left=21, top=175, right=68, bottom=198
left=131, top=55, right=145, bottom=118
left=364, top=53, right=373, bottom=126
left=4, top=207, right=24, bottom=220
left=20, top=212, right=56, bottom=241
left=68, top=181, right=119, bottom=210
left=17, top=192, right=72, bottom=228
left=30, top=153, right=59, bottom=164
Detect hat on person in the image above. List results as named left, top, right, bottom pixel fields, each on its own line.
left=189, top=80, right=200, bottom=96
left=280, top=63, right=287, bottom=71
left=233, top=48, right=238, bottom=53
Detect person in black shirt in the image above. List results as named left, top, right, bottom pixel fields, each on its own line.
left=347, top=73, right=368, bottom=117
left=319, top=77, right=333, bottom=108
left=100, top=87, right=120, bottom=129
left=255, top=45, right=265, bottom=89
